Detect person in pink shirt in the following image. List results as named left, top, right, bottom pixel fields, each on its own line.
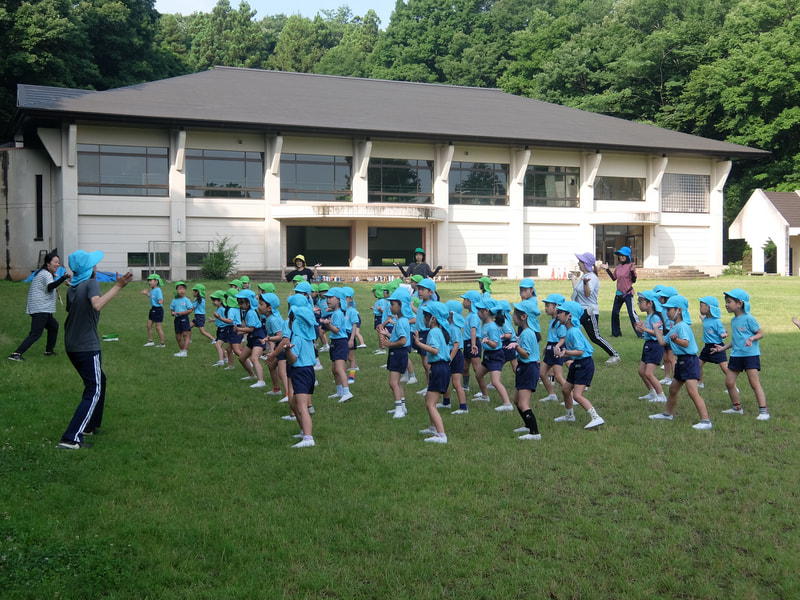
left=600, top=246, right=642, bottom=338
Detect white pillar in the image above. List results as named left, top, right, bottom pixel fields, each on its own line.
left=169, top=129, right=187, bottom=280
left=59, top=123, right=79, bottom=256
left=433, top=144, right=454, bottom=270
left=265, top=135, right=283, bottom=269
left=508, top=147, right=529, bottom=279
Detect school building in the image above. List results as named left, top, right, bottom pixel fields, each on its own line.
left=1, top=67, right=768, bottom=281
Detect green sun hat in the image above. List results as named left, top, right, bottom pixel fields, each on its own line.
left=210, top=290, right=226, bottom=300
left=192, top=283, right=206, bottom=296
left=146, top=273, right=163, bottom=286
left=228, top=278, right=242, bottom=288
left=174, top=280, right=187, bottom=290
left=258, top=282, right=276, bottom=293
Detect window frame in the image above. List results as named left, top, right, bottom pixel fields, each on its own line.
left=185, top=148, right=264, bottom=199
left=280, top=153, right=353, bottom=202
left=523, top=165, right=580, bottom=208
left=594, top=175, right=646, bottom=202
left=77, top=144, right=169, bottom=197
left=448, top=162, right=509, bottom=206
left=367, top=158, right=433, bottom=204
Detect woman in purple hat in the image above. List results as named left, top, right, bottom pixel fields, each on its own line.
left=570, top=252, right=621, bottom=364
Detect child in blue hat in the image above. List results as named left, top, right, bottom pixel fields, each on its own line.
left=508, top=299, right=542, bottom=440
left=321, top=288, right=353, bottom=403
left=412, top=301, right=451, bottom=444
left=440, top=300, right=467, bottom=413
left=649, top=295, right=712, bottom=430
left=472, top=299, right=513, bottom=411
left=634, top=291, right=667, bottom=403
left=712, top=289, right=769, bottom=420
left=539, top=293, right=567, bottom=403
left=378, top=287, right=413, bottom=418
left=460, top=289, right=483, bottom=393
left=697, top=296, right=730, bottom=393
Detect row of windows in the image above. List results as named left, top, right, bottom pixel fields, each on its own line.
left=76, top=146, right=709, bottom=211
left=478, top=254, right=549, bottom=266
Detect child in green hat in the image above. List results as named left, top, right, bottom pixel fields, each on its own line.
left=141, top=274, right=165, bottom=347
left=191, top=283, right=216, bottom=343
left=170, top=281, right=194, bottom=357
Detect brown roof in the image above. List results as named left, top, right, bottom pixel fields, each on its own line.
left=764, top=191, right=800, bottom=227
left=15, top=67, right=768, bottom=159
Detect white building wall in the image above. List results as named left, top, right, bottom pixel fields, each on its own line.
left=657, top=225, right=712, bottom=265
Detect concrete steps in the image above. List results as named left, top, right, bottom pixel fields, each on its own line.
left=236, top=268, right=484, bottom=284
left=598, top=266, right=710, bottom=281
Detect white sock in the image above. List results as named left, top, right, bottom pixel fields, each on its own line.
left=343, top=386, right=350, bottom=394
left=336, top=384, right=343, bottom=395
left=566, top=408, right=575, bottom=417
left=588, top=407, right=599, bottom=419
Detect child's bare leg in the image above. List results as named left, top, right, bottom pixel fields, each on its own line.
left=451, top=373, right=465, bottom=405
left=725, top=369, right=742, bottom=405
left=278, top=361, right=289, bottom=396
left=199, top=326, right=215, bottom=342
left=146, top=320, right=154, bottom=342
left=684, top=380, right=709, bottom=420
left=215, top=340, right=225, bottom=361
left=540, top=365, right=555, bottom=395
left=745, top=368, right=767, bottom=408
left=664, top=379, right=684, bottom=414
left=155, top=323, right=165, bottom=345
left=333, top=359, right=347, bottom=388
left=475, top=364, right=489, bottom=396
left=250, top=348, right=264, bottom=381
left=561, top=381, right=574, bottom=410
left=426, top=392, right=445, bottom=433
left=645, top=364, right=663, bottom=395
left=490, top=370, right=511, bottom=405
left=239, top=347, right=255, bottom=376
left=571, top=384, right=593, bottom=411
left=515, top=388, right=531, bottom=412
left=294, top=394, right=312, bottom=437
left=389, top=371, right=403, bottom=402
left=698, top=360, right=706, bottom=385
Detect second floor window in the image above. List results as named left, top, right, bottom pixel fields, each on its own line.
left=449, top=162, right=509, bottom=206
left=524, top=165, right=580, bottom=207
left=368, top=158, right=433, bottom=204
left=594, top=176, right=646, bottom=201
left=281, top=154, right=352, bottom=201
left=185, top=149, right=264, bottom=198
left=78, top=144, right=168, bottom=196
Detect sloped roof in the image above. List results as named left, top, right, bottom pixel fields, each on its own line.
left=764, top=191, right=800, bottom=227
left=15, top=67, right=768, bottom=159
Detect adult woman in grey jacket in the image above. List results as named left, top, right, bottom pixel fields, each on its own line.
left=9, top=250, right=70, bottom=361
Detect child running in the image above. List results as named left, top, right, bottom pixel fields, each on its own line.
left=285, top=294, right=318, bottom=448
left=190, top=284, right=216, bottom=343
left=438, top=300, right=467, bottom=414
left=412, top=301, right=451, bottom=444
left=539, top=293, right=566, bottom=403
left=170, top=281, right=193, bottom=358
left=473, top=299, right=513, bottom=411
left=648, top=295, right=712, bottom=429
left=713, top=288, right=770, bottom=420
left=235, top=290, right=266, bottom=388
left=460, top=290, right=482, bottom=394
left=552, top=301, right=605, bottom=429
left=508, top=299, right=542, bottom=440
left=210, top=290, right=229, bottom=366
left=697, top=296, right=729, bottom=391
left=321, top=288, right=353, bottom=403
left=223, top=290, right=243, bottom=370
left=634, top=290, right=667, bottom=403
left=141, top=273, right=165, bottom=347
left=379, top=287, right=411, bottom=418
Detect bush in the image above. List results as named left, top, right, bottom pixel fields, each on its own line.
left=721, top=260, right=744, bottom=276
left=201, top=236, right=238, bottom=279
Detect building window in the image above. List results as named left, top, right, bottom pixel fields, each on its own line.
left=524, top=166, right=580, bottom=207
left=661, top=173, right=710, bottom=213
left=524, top=254, right=548, bottom=265
left=287, top=226, right=351, bottom=267
left=128, top=252, right=170, bottom=267
left=595, top=225, right=643, bottom=266
left=281, top=154, right=352, bottom=202
left=185, top=149, right=263, bottom=198
left=78, top=144, right=169, bottom=196
left=594, top=176, right=645, bottom=201
left=478, top=253, right=508, bottom=266
left=368, top=159, right=433, bottom=204
left=449, top=162, right=509, bottom=206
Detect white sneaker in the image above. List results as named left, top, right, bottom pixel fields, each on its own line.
left=319, top=345, right=329, bottom=352
left=423, top=434, right=448, bottom=444
left=328, top=392, right=341, bottom=399
left=223, top=365, right=235, bottom=370
left=487, top=383, right=496, bottom=390
left=585, top=416, right=605, bottom=429
left=519, top=433, right=542, bottom=441
left=399, top=374, right=409, bottom=383
left=416, top=387, right=428, bottom=395
left=639, top=392, right=656, bottom=400
left=495, top=404, right=513, bottom=412
left=173, top=350, right=187, bottom=357
left=407, top=376, right=418, bottom=385
left=418, top=426, right=437, bottom=435
left=513, top=426, right=529, bottom=433
left=278, top=396, right=289, bottom=403
left=313, top=363, right=323, bottom=371
left=357, top=344, right=367, bottom=348
left=722, top=407, right=744, bottom=415
left=554, top=414, right=575, bottom=423
left=692, top=420, right=713, bottom=430
left=393, top=406, right=407, bottom=419
left=249, top=381, right=266, bottom=388
left=539, top=394, right=559, bottom=403
left=291, top=432, right=305, bottom=438
left=452, top=409, right=469, bottom=415
left=338, top=391, right=354, bottom=403
left=156, top=343, right=166, bottom=348
left=649, top=412, right=674, bottom=421
left=605, top=355, right=621, bottom=365
left=212, top=360, right=225, bottom=367
left=697, top=382, right=705, bottom=389
left=659, top=377, right=673, bottom=385
left=436, top=402, right=452, bottom=409
left=756, top=412, right=771, bottom=421
left=281, top=415, right=297, bottom=421
left=374, top=349, right=386, bottom=355
left=266, top=390, right=283, bottom=395
left=292, top=438, right=315, bottom=448
left=472, top=394, right=489, bottom=402
left=650, top=394, right=667, bottom=403
left=143, top=341, right=155, bottom=347
left=241, top=375, right=254, bottom=381
left=308, top=406, right=315, bottom=414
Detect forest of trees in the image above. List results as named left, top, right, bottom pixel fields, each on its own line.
left=2, top=0, right=798, bottom=252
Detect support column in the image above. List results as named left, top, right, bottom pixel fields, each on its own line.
left=265, top=134, right=283, bottom=270
left=508, top=147, right=530, bottom=279
left=59, top=123, right=79, bottom=256
left=711, top=160, right=732, bottom=267
left=580, top=152, right=602, bottom=256
left=352, top=220, right=369, bottom=269
left=169, top=129, right=187, bottom=280
left=433, top=144, right=454, bottom=270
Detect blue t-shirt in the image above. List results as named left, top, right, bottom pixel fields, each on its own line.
left=425, top=326, right=450, bottom=363
left=228, top=306, right=242, bottom=329
left=481, top=321, right=502, bottom=352
left=373, top=298, right=386, bottom=317
left=546, top=318, right=567, bottom=344
left=345, top=306, right=359, bottom=332
left=464, top=311, right=481, bottom=343
left=447, top=322, right=462, bottom=351
left=701, top=316, right=726, bottom=345
left=501, top=317, right=517, bottom=344
left=414, top=300, right=430, bottom=332
left=643, top=312, right=663, bottom=342
left=214, top=306, right=227, bottom=328
left=289, top=333, right=315, bottom=367
left=244, top=308, right=261, bottom=329
left=390, top=316, right=411, bottom=348
left=317, top=297, right=330, bottom=318
left=517, top=327, right=539, bottom=363
left=149, top=287, right=163, bottom=308
left=564, top=325, right=593, bottom=359
left=730, top=313, right=761, bottom=357
left=668, top=320, right=698, bottom=356
left=170, top=296, right=193, bottom=316
left=265, top=313, right=284, bottom=338
left=328, top=309, right=347, bottom=339
left=193, top=297, right=206, bottom=316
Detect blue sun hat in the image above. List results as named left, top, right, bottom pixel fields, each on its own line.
left=68, top=250, right=104, bottom=285
left=723, top=288, right=750, bottom=314
left=295, top=281, right=313, bottom=295
left=662, top=294, right=692, bottom=324
left=638, top=290, right=663, bottom=313
left=388, top=287, right=411, bottom=303
left=417, top=278, right=436, bottom=292
left=519, top=278, right=536, bottom=295
left=497, top=299, right=513, bottom=316
left=445, top=300, right=465, bottom=328
left=235, top=288, right=257, bottom=309
left=614, top=246, right=632, bottom=259
left=460, top=289, right=482, bottom=311
left=260, top=292, right=280, bottom=310
left=656, top=286, right=679, bottom=299
left=698, top=296, right=721, bottom=319
left=543, top=293, right=566, bottom=306
left=556, top=300, right=584, bottom=327
left=513, top=298, right=539, bottom=317
left=474, top=298, right=498, bottom=312
left=287, top=295, right=316, bottom=340
left=422, top=301, right=449, bottom=324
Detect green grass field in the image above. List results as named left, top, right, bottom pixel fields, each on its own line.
left=1, top=276, right=799, bottom=599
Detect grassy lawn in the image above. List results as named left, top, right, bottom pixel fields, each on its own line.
left=1, top=276, right=799, bottom=599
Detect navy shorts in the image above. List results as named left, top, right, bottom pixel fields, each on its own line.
left=412, top=329, right=429, bottom=356
left=463, top=339, right=480, bottom=359
left=674, top=354, right=701, bottom=381
left=387, top=347, right=410, bottom=373
left=543, top=344, right=565, bottom=366
left=276, top=350, right=287, bottom=361
left=216, top=325, right=230, bottom=344
left=641, top=340, right=665, bottom=365
left=427, top=361, right=451, bottom=393
left=449, top=349, right=465, bottom=375
left=481, top=348, right=505, bottom=372
left=247, top=334, right=266, bottom=349
left=288, top=365, right=315, bottom=395
left=503, top=344, right=516, bottom=363
left=192, top=314, right=206, bottom=328
left=174, top=315, right=191, bottom=333
left=148, top=306, right=164, bottom=323
left=699, top=343, right=727, bottom=364
left=728, top=355, right=761, bottom=372
left=515, top=360, right=540, bottom=391
left=329, top=337, right=349, bottom=362
left=374, top=315, right=382, bottom=329
left=567, top=357, right=595, bottom=386
left=229, top=330, right=243, bottom=345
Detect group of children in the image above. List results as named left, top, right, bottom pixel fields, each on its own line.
left=140, top=267, right=771, bottom=447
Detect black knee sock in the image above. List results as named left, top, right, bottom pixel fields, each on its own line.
left=522, top=409, right=539, bottom=435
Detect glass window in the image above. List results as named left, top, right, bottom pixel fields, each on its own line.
left=287, top=226, right=351, bottom=267
left=449, top=162, right=509, bottom=206
left=524, top=166, right=580, bottom=207
left=368, top=158, right=433, bottom=204
left=524, top=254, right=548, bottom=265
left=594, top=176, right=645, bottom=201
left=281, top=154, right=352, bottom=202
left=78, top=144, right=168, bottom=196
left=185, top=149, right=264, bottom=198
left=661, top=174, right=710, bottom=213
left=595, top=225, right=643, bottom=265
left=478, top=254, right=508, bottom=265
left=128, top=252, right=170, bottom=267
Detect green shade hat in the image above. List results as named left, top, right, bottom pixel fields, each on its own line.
left=191, top=283, right=206, bottom=296
left=258, top=282, right=276, bottom=293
